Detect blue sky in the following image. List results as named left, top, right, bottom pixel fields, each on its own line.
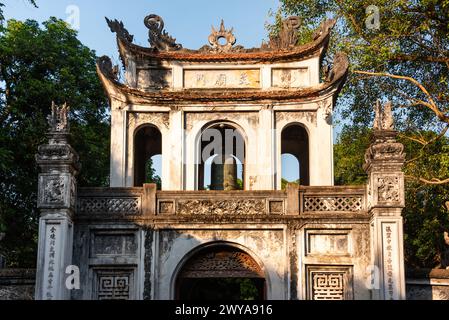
left=3, top=0, right=280, bottom=63
left=1, top=0, right=315, bottom=183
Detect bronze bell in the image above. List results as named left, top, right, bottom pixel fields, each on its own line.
left=210, top=155, right=237, bottom=190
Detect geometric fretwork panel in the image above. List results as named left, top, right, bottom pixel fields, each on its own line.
left=307, top=266, right=353, bottom=300
left=313, top=273, right=344, bottom=300
left=304, top=196, right=363, bottom=212
left=78, top=197, right=141, bottom=215
left=95, top=270, right=134, bottom=300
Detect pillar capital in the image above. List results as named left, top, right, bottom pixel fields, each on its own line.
left=363, top=104, right=406, bottom=214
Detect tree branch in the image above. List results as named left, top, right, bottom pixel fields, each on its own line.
left=406, top=175, right=449, bottom=185
left=353, top=70, right=449, bottom=123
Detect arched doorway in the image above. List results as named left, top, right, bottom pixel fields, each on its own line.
left=197, top=122, right=245, bottom=190
left=175, top=245, right=266, bottom=300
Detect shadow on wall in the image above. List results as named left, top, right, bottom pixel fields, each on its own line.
left=0, top=269, right=35, bottom=300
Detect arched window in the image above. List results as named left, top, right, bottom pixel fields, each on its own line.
left=197, top=123, right=245, bottom=190
left=134, top=125, right=162, bottom=188
left=281, top=124, right=309, bottom=187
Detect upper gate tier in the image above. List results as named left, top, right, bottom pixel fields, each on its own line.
left=97, top=14, right=349, bottom=104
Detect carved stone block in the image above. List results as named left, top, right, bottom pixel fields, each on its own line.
left=37, top=174, right=74, bottom=209
left=158, top=201, right=175, bottom=215
left=369, top=173, right=405, bottom=207
left=177, top=199, right=266, bottom=215
left=269, top=200, right=284, bottom=214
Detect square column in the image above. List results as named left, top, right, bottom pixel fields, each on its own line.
left=35, top=103, right=80, bottom=300
left=364, top=105, right=406, bottom=300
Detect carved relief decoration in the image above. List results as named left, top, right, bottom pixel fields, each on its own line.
left=180, top=249, right=264, bottom=278
left=275, top=111, right=317, bottom=127
left=269, top=201, right=284, bottom=214
left=105, top=17, right=134, bottom=43
left=97, top=55, right=119, bottom=81
left=144, top=14, right=182, bottom=51
left=128, top=112, right=170, bottom=131
left=185, top=112, right=257, bottom=131
left=364, top=139, right=405, bottom=164
left=363, top=100, right=405, bottom=168
left=43, top=177, right=65, bottom=205
left=208, top=20, right=236, bottom=53
left=177, top=199, right=266, bottom=215
left=36, top=144, right=79, bottom=163
left=70, top=177, right=76, bottom=208
left=374, top=100, right=394, bottom=131
left=377, top=176, right=400, bottom=203
left=268, top=16, right=302, bottom=50
left=158, top=201, right=175, bottom=214
left=318, top=99, right=333, bottom=121
left=47, top=102, right=69, bottom=133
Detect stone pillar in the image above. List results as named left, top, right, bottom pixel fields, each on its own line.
left=35, top=103, right=80, bottom=300
left=364, top=101, right=406, bottom=300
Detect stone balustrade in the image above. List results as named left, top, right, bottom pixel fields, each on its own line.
left=76, top=185, right=367, bottom=219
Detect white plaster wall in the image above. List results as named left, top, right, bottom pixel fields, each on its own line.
left=110, top=104, right=126, bottom=187
left=295, top=223, right=372, bottom=300
left=274, top=98, right=334, bottom=188
left=151, top=226, right=289, bottom=300
left=110, top=57, right=336, bottom=189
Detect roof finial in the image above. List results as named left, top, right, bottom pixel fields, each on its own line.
left=208, top=19, right=236, bottom=53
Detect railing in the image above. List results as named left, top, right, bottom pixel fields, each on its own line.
left=77, top=188, right=143, bottom=216
left=76, top=185, right=367, bottom=218
left=300, top=186, right=366, bottom=214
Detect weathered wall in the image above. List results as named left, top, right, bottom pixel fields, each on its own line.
left=149, top=226, right=289, bottom=300
left=406, top=269, right=449, bottom=300
left=0, top=269, right=35, bottom=300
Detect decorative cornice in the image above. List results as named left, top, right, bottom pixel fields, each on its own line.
left=96, top=52, right=349, bottom=105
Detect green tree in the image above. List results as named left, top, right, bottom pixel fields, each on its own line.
left=275, top=0, right=449, bottom=184
left=0, top=18, right=109, bottom=267
left=334, top=125, right=449, bottom=267
left=275, top=0, right=449, bottom=269
left=145, top=158, right=162, bottom=190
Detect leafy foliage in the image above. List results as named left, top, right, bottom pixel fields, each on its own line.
left=145, top=158, right=162, bottom=190
left=0, top=18, right=109, bottom=267
left=334, top=126, right=449, bottom=267
left=277, top=0, right=449, bottom=268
